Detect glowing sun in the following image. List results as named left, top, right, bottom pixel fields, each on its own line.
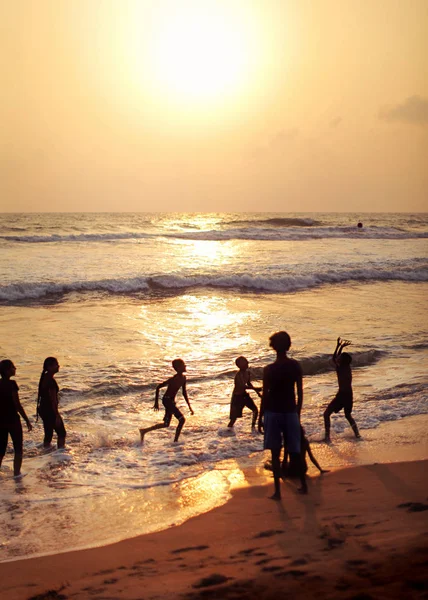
left=131, top=1, right=259, bottom=108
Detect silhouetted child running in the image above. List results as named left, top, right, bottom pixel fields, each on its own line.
left=228, top=356, right=261, bottom=430
left=139, top=359, right=193, bottom=443
left=323, top=337, right=360, bottom=442
left=282, top=426, right=329, bottom=477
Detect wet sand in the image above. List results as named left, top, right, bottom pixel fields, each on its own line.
left=1, top=459, right=427, bottom=600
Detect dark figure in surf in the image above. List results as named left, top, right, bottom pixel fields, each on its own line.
left=228, top=356, right=261, bottom=430
left=139, top=359, right=193, bottom=444
left=323, top=338, right=360, bottom=442
left=0, top=359, right=32, bottom=477
left=37, top=357, right=66, bottom=449
left=282, top=426, right=329, bottom=477
left=258, top=331, right=307, bottom=500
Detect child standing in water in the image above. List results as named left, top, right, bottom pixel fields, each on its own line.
left=140, top=359, right=193, bottom=443
left=259, top=331, right=308, bottom=499
left=37, top=357, right=66, bottom=449
left=0, top=359, right=32, bottom=477
left=228, top=356, right=260, bottom=430
left=323, top=338, right=360, bottom=442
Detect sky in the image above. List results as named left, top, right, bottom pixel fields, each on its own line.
left=1, top=0, right=427, bottom=212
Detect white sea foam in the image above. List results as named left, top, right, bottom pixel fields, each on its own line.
left=1, top=224, right=427, bottom=243
left=1, top=264, right=426, bottom=302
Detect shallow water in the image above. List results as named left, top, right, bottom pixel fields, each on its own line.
left=0, top=212, right=427, bottom=560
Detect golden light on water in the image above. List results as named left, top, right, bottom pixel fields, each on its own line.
left=184, top=240, right=228, bottom=264
left=177, top=465, right=249, bottom=511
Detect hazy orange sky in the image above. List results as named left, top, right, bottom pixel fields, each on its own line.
left=1, top=0, right=427, bottom=212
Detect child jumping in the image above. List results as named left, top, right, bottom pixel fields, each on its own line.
left=323, top=337, right=360, bottom=442
left=228, top=356, right=260, bottom=430
left=139, top=359, right=193, bottom=443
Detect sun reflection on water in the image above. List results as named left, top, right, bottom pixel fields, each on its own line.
left=170, top=238, right=237, bottom=269
left=137, top=293, right=258, bottom=366
left=176, top=465, right=249, bottom=512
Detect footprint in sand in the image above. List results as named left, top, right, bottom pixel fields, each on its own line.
left=192, top=573, right=232, bottom=588
left=253, top=529, right=284, bottom=539
left=217, top=428, right=236, bottom=437
left=397, top=501, right=428, bottom=513
left=291, top=558, right=308, bottom=566
left=171, top=544, right=210, bottom=554
left=232, top=547, right=259, bottom=557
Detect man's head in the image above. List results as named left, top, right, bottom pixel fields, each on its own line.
left=269, top=331, right=291, bottom=353
left=172, top=358, right=186, bottom=373
left=235, top=356, right=249, bottom=370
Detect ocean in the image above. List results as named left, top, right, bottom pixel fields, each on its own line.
left=0, top=212, right=427, bottom=561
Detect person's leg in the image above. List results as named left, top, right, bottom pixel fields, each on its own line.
left=139, top=422, right=168, bottom=442
left=289, top=452, right=308, bottom=493
left=10, top=421, right=23, bottom=477
left=263, top=412, right=282, bottom=499
left=0, top=428, right=8, bottom=468
left=323, top=404, right=334, bottom=441
left=286, top=414, right=307, bottom=493
left=270, top=448, right=282, bottom=500
left=174, top=416, right=186, bottom=442
left=281, top=447, right=289, bottom=473
left=42, top=417, right=54, bottom=448
left=243, top=395, right=259, bottom=430
left=140, top=406, right=172, bottom=443
left=345, top=410, right=360, bottom=438
left=251, top=406, right=258, bottom=429
left=54, top=416, right=67, bottom=449
left=228, top=395, right=243, bottom=428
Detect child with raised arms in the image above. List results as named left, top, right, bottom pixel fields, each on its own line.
left=323, top=337, right=360, bottom=442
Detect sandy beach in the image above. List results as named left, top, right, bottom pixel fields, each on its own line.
left=1, top=458, right=427, bottom=600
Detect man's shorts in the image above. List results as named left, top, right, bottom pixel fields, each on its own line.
left=327, top=390, right=353, bottom=414
left=162, top=396, right=184, bottom=427
left=263, top=411, right=301, bottom=453
left=229, top=392, right=257, bottom=420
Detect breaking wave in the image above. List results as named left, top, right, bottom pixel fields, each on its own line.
left=231, top=217, right=321, bottom=227
left=1, top=225, right=427, bottom=244
left=1, top=266, right=427, bottom=303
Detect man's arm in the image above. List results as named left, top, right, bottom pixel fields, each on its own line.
left=296, top=365, right=303, bottom=417
left=258, top=367, right=269, bottom=433
left=154, top=379, right=169, bottom=410
left=246, top=374, right=262, bottom=396
left=182, top=379, right=194, bottom=415
left=333, top=337, right=352, bottom=365
left=333, top=337, right=342, bottom=365
left=13, top=389, right=32, bottom=432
